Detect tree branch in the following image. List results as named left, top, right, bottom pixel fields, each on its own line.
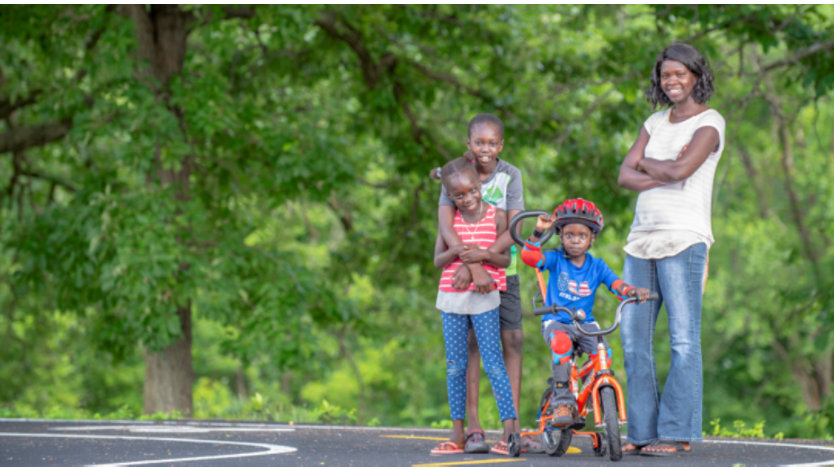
left=315, top=11, right=386, bottom=90
left=0, top=120, right=72, bottom=154
left=735, top=143, right=770, bottom=218
left=17, top=168, right=76, bottom=193
left=764, top=38, right=834, bottom=72
left=407, top=60, right=520, bottom=124
left=315, top=11, right=451, bottom=161
left=762, top=67, right=822, bottom=284
left=221, top=6, right=256, bottom=20
left=1, top=7, right=111, bottom=154
left=0, top=93, right=41, bottom=121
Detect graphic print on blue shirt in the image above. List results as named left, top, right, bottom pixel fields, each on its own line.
left=557, top=271, right=569, bottom=292
left=540, top=248, right=621, bottom=324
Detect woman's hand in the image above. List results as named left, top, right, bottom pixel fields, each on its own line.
left=618, top=127, right=665, bottom=192
left=637, top=126, right=718, bottom=182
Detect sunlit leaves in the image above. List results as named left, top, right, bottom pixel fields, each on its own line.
left=2, top=5, right=833, bottom=434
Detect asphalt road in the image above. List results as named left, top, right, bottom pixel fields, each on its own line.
left=1, top=418, right=833, bottom=467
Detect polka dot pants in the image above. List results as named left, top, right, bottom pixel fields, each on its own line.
left=441, top=308, right=517, bottom=422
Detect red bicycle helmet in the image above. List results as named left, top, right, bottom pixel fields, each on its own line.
left=553, top=198, right=604, bottom=234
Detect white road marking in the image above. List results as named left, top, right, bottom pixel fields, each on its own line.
left=3, top=421, right=834, bottom=467
left=0, top=432, right=296, bottom=467
left=50, top=424, right=293, bottom=433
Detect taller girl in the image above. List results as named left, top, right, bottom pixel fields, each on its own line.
left=617, top=43, right=725, bottom=456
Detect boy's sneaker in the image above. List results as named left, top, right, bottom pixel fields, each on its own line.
left=550, top=404, right=577, bottom=427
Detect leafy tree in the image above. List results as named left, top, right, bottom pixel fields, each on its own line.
left=1, top=5, right=833, bottom=438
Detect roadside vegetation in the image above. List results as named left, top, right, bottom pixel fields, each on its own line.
left=1, top=5, right=833, bottom=441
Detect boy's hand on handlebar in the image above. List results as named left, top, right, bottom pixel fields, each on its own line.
left=535, top=214, right=555, bottom=233
left=625, top=287, right=652, bottom=302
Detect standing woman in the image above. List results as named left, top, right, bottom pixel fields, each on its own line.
left=617, top=43, right=725, bottom=456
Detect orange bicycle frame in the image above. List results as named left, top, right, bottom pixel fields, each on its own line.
left=523, top=267, right=627, bottom=439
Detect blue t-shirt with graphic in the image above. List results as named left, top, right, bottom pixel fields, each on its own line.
left=538, top=248, right=621, bottom=324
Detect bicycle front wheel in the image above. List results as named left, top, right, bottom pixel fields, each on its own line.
left=600, top=387, right=622, bottom=461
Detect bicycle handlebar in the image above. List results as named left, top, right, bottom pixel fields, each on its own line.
left=509, top=210, right=555, bottom=246
left=533, top=294, right=660, bottom=336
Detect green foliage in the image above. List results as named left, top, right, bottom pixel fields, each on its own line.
left=710, top=418, right=777, bottom=439
left=1, top=4, right=833, bottom=440
left=312, top=400, right=358, bottom=426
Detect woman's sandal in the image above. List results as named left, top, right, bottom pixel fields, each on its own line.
left=641, top=440, right=691, bottom=457
left=464, top=430, right=489, bottom=454
left=622, top=442, right=644, bottom=456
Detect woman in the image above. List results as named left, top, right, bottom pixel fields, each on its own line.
left=617, top=43, right=725, bottom=456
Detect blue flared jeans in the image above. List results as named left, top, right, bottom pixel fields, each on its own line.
left=621, top=243, right=706, bottom=445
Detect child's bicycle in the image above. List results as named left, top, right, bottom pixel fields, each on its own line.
left=509, top=210, right=656, bottom=461
left=524, top=296, right=649, bottom=461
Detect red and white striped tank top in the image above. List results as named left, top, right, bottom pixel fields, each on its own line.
left=439, top=203, right=507, bottom=292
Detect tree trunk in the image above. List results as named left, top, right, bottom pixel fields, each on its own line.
left=128, top=4, right=196, bottom=417
left=760, top=64, right=830, bottom=412
left=144, top=305, right=194, bottom=416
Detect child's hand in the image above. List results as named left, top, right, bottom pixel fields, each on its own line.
left=459, top=245, right=489, bottom=264
left=452, top=265, right=471, bottom=290
left=629, top=287, right=652, bottom=302
left=470, top=264, right=494, bottom=294
left=449, top=243, right=469, bottom=257
left=536, top=214, right=555, bottom=233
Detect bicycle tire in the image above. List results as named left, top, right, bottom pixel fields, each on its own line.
left=543, top=428, right=572, bottom=456
left=592, top=431, right=606, bottom=457
left=600, top=387, right=623, bottom=461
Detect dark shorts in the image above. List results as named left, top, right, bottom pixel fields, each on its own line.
left=499, top=275, right=523, bottom=330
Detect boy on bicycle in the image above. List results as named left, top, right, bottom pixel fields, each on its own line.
left=521, top=198, right=650, bottom=427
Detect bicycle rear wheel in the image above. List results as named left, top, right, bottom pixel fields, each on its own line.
left=600, top=387, right=622, bottom=461
left=543, top=428, right=572, bottom=456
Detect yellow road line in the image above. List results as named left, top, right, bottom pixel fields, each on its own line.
left=414, top=458, right=526, bottom=467
left=381, top=435, right=447, bottom=441
left=383, top=434, right=583, bottom=456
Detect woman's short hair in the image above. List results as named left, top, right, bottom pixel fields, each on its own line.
left=646, top=43, right=715, bottom=109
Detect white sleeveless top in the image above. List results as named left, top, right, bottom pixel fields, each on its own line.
left=625, top=108, right=725, bottom=260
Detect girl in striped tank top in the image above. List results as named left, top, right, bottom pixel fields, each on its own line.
left=431, top=157, right=521, bottom=457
